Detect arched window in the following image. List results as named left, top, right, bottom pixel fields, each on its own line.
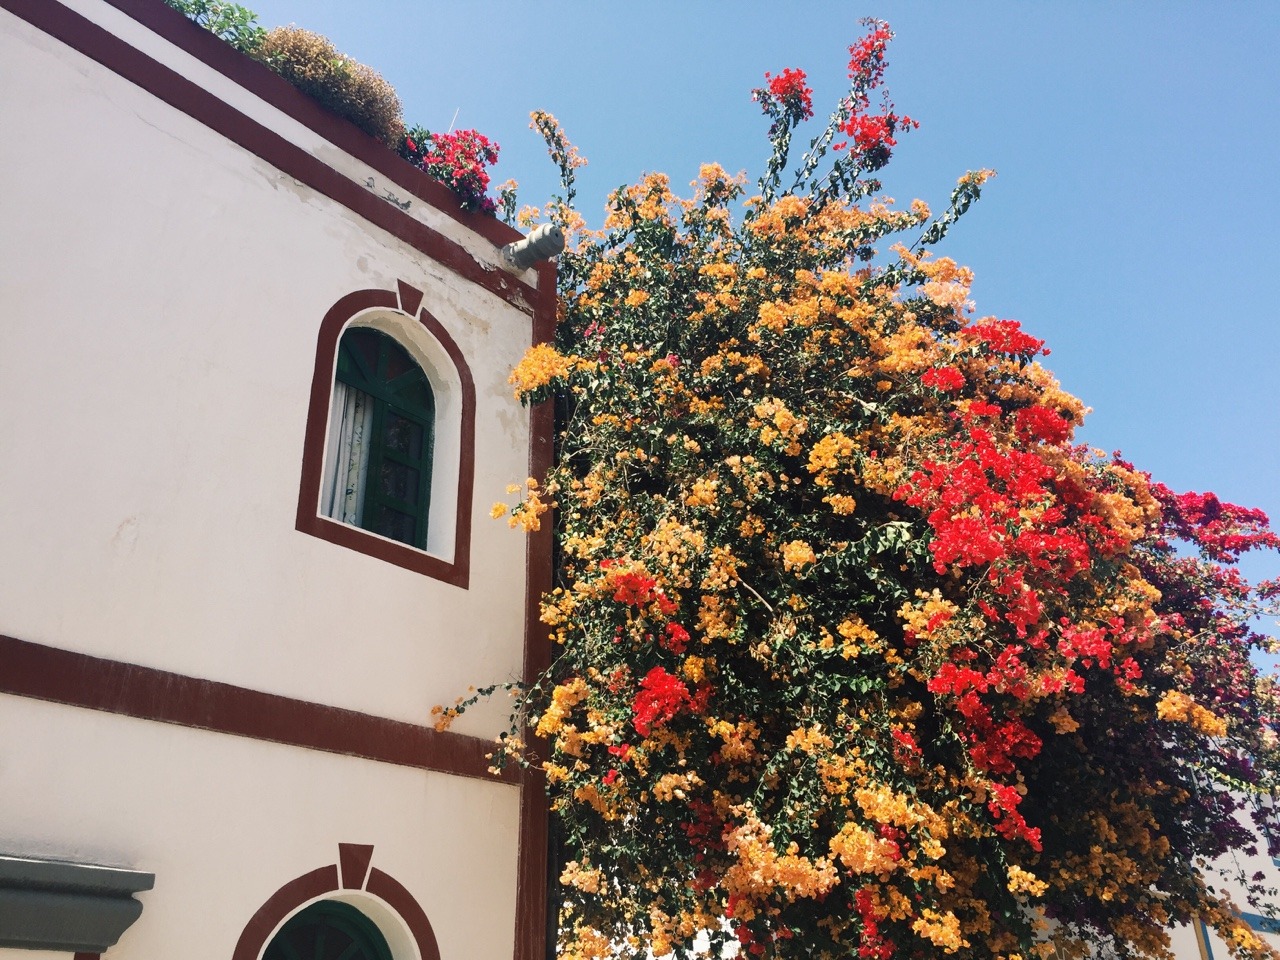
left=296, top=284, right=476, bottom=587
left=263, top=900, right=394, bottom=960
left=322, top=327, right=434, bottom=550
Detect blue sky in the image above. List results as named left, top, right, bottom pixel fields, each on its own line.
left=244, top=1, right=1279, bottom=630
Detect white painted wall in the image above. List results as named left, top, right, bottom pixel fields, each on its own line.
left=0, top=695, right=523, bottom=960
left=0, top=3, right=540, bottom=957
left=49, top=0, right=542, bottom=293
left=0, top=1, right=538, bottom=739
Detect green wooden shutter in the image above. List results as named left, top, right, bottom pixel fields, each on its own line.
left=335, top=327, right=435, bottom=549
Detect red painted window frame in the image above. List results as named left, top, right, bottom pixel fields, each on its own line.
left=295, top=282, right=476, bottom=588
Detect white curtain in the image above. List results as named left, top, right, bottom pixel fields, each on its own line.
left=321, top=381, right=374, bottom=525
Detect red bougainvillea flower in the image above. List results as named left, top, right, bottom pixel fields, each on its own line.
left=846, top=115, right=885, bottom=151
left=401, top=127, right=500, bottom=214
left=612, top=570, right=658, bottom=606
left=969, top=318, right=1046, bottom=357
left=921, top=366, right=965, bottom=392
left=1148, top=480, right=1280, bottom=562
left=836, top=110, right=917, bottom=170
left=765, top=67, right=814, bottom=121
left=633, top=666, right=690, bottom=736
left=753, top=66, right=816, bottom=135
left=848, top=22, right=893, bottom=84
left=662, top=622, right=691, bottom=654
left=1014, top=404, right=1072, bottom=444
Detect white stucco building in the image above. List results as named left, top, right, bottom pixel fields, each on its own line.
left=1166, top=817, right=1280, bottom=960
left=0, top=1, right=555, bottom=957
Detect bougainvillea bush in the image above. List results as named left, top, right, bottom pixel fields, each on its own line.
left=465, top=21, right=1280, bottom=960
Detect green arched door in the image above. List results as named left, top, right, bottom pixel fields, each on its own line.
left=263, top=900, right=394, bottom=960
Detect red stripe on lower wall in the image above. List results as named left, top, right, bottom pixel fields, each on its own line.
left=0, top=635, right=518, bottom=785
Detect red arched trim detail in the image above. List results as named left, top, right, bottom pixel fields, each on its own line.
left=295, top=285, right=475, bottom=588
left=397, top=280, right=424, bottom=318
left=232, top=855, right=442, bottom=960
left=231, top=865, right=339, bottom=960
left=366, top=868, right=442, bottom=960
left=339, top=843, right=375, bottom=890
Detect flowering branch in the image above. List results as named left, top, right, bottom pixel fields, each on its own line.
left=398, top=125, right=501, bottom=214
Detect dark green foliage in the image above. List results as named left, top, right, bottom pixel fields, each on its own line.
left=163, top=0, right=265, bottom=54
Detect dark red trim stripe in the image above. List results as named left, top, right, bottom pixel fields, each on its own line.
left=0, top=0, right=537, bottom=312
left=338, top=844, right=374, bottom=891
left=98, top=0, right=522, bottom=251
left=397, top=280, right=425, bottom=318
left=294, top=286, right=476, bottom=587
left=0, top=635, right=517, bottom=785
left=513, top=258, right=560, bottom=960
